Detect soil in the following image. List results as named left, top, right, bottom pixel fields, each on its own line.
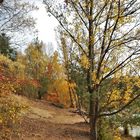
left=12, top=97, right=89, bottom=140
left=11, top=96, right=135, bottom=140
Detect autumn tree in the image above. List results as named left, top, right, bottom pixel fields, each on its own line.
left=58, top=31, right=88, bottom=112
left=46, top=51, right=72, bottom=107
left=112, top=63, right=140, bottom=136
left=24, top=40, right=48, bottom=99
left=44, top=0, right=140, bottom=139
left=0, top=0, right=36, bottom=46
left=58, top=33, right=77, bottom=108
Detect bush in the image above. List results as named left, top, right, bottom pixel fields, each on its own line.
left=0, top=96, right=27, bottom=139
left=98, top=118, right=122, bottom=140
left=0, top=55, right=27, bottom=139
left=17, top=79, right=40, bottom=99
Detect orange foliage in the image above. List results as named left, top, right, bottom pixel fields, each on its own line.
left=18, top=79, right=41, bottom=88
left=46, top=92, right=60, bottom=104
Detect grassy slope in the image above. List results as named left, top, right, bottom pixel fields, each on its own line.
left=12, top=95, right=89, bottom=140
left=11, top=95, right=135, bottom=140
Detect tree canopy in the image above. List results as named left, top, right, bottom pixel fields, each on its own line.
left=43, top=0, right=140, bottom=139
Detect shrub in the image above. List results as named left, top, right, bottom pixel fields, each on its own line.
left=0, top=95, right=27, bottom=139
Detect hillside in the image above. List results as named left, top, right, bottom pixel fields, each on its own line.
left=12, top=95, right=89, bottom=140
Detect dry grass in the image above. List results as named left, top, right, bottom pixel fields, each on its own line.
left=11, top=95, right=89, bottom=140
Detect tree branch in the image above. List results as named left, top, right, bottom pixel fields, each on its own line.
left=99, top=91, right=140, bottom=117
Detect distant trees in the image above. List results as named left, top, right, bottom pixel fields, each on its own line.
left=22, top=40, right=48, bottom=99
left=0, top=33, right=17, bottom=60
left=58, top=32, right=87, bottom=110
left=44, top=0, right=140, bottom=139
left=45, top=51, right=73, bottom=106
left=17, top=40, right=72, bottom=104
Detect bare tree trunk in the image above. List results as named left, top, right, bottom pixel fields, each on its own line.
left=87, top=0, right=97, bottom=138
left=71, top=88, right=79, bottom=108
left=124, top=124, right=129, bottom=136
left=68, top=85, right=74, bottom=107
left=89, top=93, right=98, bottom=140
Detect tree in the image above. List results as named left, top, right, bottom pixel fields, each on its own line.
left=0, top=0, right=3, bottom=5
left=58, top=31, right=89, bottom=112
left=0, top=0, right=36, bottom=47
left=24, top=39, right=48, bottom=99
left=44, top=0, right=140, bottom=139
left=58, top=34, right=78, bottom=108
left=109, top=55, right=140, bottom=136
left=0, top=33, right=17, bottom=60
left=46, top=51, right=72, bottom=107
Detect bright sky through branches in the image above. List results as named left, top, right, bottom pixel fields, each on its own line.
left=33, top=0, right=140, bottom=51
left=33, top=1, right=58, bottom=50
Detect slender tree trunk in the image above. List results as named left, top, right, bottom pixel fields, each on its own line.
left=38, top=90, right=42, bottom=100
left=68, top=84, right=74, bottom=107
left=89, top=92, right=98, bottom=140
left=87, top=0, right=97, bottom=139
left=77, top=95, right=82, bottom=111
left=71, top=88, right=78, bottom=108
left=124, top=124, right=129, bottom=136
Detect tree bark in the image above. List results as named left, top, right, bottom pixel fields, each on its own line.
left=0, top=0, right=3, bottom=4
left=124, top=124, right=129, bottom=136
left=68, top=85, right=74, bottom=107
left=38, top=90, right=42, bottom=100
left=87, top=0, right=97, bottom=139
left=89, top=92, right=98, bottom=140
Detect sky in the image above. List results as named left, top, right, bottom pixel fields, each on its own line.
left=32, top=2, right=58, bottom=51
left=32, top=0, right=140, bottom=52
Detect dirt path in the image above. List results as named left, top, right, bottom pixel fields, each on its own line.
left=11, top=96, right=135, bottom=140
left=13, top=98, right=89, bottom=140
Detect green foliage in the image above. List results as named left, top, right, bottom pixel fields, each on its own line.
left=38, top=76, right=48, bottom=99
left=20, top=40, right=48, bottom=99
left=98, top=118, right=122, bottom=140
left=18, top=79, right=40, bottom=98
left=0, top=34, right=17, bottom=61
left=98, top=119, right=114, bottom=140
